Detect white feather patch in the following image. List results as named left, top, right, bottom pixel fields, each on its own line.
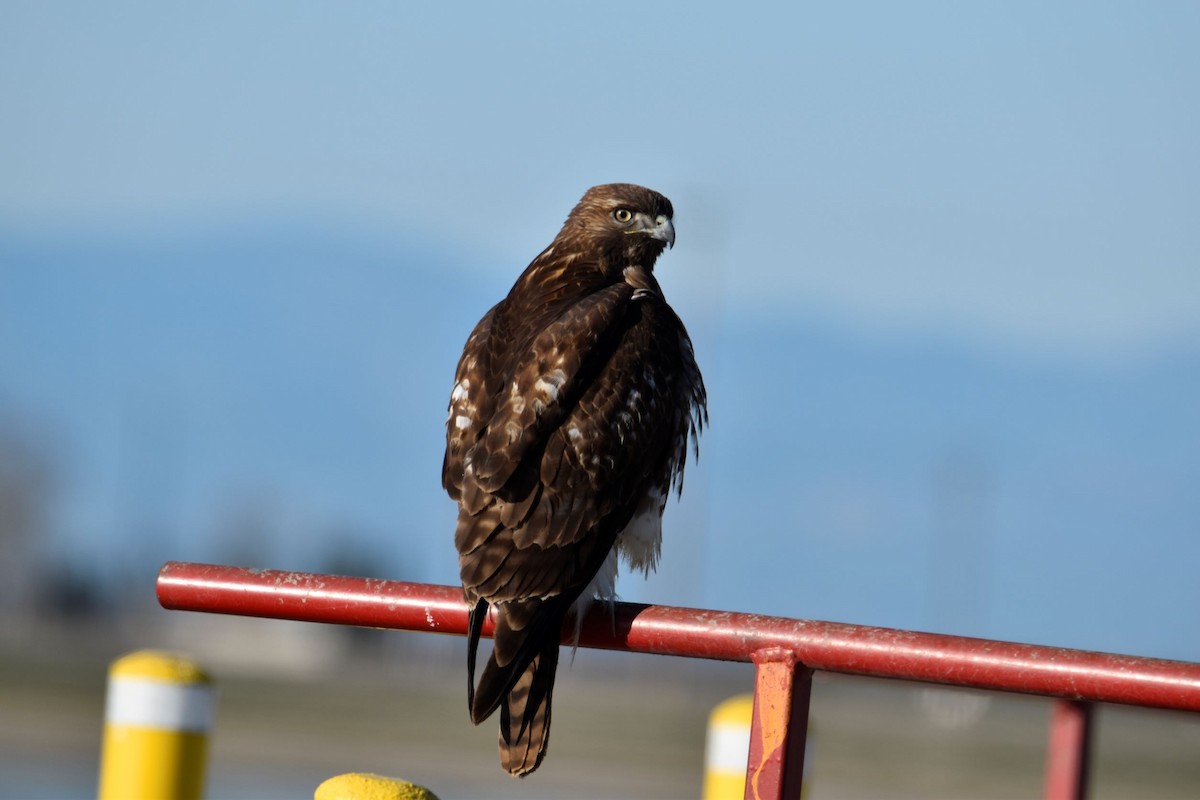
left=618, top=488, right=665, bottom=575
left=534, top=369, right=567, bottom=402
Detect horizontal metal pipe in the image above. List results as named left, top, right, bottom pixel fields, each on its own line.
left=156, top=561, right=1200, bottom=712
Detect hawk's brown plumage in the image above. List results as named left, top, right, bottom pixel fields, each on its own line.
left=442, top=183, right=706, bottom=776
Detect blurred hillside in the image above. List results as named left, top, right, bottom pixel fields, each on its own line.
left=1, top=224, right=1198, bottom=663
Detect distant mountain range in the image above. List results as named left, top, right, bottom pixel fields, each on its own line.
left=2, top=224, right=1197, bottom=662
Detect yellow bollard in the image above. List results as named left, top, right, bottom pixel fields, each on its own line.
left=703, top=693, right=811, bottom=800
left=98, top=650, right=214, bottom=800
left=315, top=773, right=441, bottom=800
left=702, top=694, right=755, bottom=800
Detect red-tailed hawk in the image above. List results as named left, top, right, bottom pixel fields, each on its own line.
left=442, top=183, right=706, bottom=776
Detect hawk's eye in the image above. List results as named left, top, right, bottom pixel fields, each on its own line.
left=613, top=208, right=634, bottom=224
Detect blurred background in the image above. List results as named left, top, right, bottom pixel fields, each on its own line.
left=2, top=2, right=1198, bottom=798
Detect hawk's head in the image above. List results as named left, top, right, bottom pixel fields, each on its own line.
left=561, top=183, right=675, bottom=269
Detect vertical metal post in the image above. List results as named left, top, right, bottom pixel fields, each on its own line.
left=745, top=649, right=812, bottom=800
left=1043, top=698, right=1094, bottom=800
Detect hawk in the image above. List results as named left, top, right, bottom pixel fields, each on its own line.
left=442, top=183, right=706, bottom=776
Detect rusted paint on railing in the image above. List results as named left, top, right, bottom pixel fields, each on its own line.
left=156, top=561, right=1200, bottom=713
left=745, top=649, right=811, bottom=800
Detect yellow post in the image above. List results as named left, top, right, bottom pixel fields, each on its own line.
left=98, top=650, right=214, bottom=800
left=315, top=773, right=441, bottom=800
left=703, top=693, right=811, bottom=800
left=702, top=694, right=754, bottom=800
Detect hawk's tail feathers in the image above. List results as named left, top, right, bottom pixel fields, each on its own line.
left=498, top=635, right=559, bottom=777
left=469, top=595, right=564, bottom=724
left=467, top=596, right=569, bottom=776
left=466, top=597, right=489, bottom=716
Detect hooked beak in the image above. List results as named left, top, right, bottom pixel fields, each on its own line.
left=634, top=212, right=675, bottom=249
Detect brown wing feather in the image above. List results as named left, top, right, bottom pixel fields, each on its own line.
left=467, top=281, right=632, bottom=494
left=443, top=305, right=501, bottom=503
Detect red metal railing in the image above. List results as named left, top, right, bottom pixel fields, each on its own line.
left=156, top=562, right=1200, bottom=799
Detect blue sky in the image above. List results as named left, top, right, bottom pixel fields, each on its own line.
left=5, top=2, right=1199, bottom=359
left=3, top=3, right=1199, bottom=661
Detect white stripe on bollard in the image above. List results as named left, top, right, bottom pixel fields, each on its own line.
left=704, top=720, right=752, bottom=774
left=105, top=676, right=216, bottom=731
